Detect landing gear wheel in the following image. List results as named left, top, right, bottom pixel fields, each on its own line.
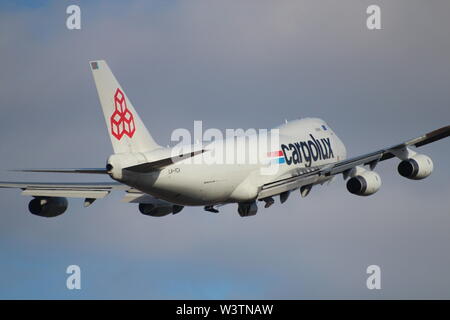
left=237, top=201, right=258, bottom=217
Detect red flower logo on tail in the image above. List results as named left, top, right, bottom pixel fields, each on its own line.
left=110, top=88, right=136, bottom=140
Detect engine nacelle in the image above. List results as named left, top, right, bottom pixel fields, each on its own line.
left=28, top=197, right=68, bottom=217
left=397, top=154, right=433, bottom=180
left=138, top=203, right=184, bottom=217
left=346, top=171, right=381, bottom=196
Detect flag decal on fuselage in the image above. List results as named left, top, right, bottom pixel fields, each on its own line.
left=267, top=150, right=286, bottom=164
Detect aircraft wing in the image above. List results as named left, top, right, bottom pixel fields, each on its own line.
left=257, top=125, right=450, bottom=199
left=0, top=180, right=172, bottom=211
left=0, top=181, right=132, bottom=202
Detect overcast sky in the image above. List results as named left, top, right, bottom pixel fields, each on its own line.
left=0, top=0, right=449, bottom=299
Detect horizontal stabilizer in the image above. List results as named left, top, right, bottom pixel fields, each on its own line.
left=11, top=168, right=108, bottom=174
left=124, top=149, right=207, bottom=173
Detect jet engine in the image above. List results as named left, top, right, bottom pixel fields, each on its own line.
left=28, top=197, right=68, bottom=217
left=138, top=203, right=184, bottom=217
left=397, top=154, right=433, bottom=180
left=346, top=171, right=381, bottom=196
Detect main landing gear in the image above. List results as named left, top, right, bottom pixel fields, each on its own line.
left=204, top=205, right=219, bottom=213
left=262, top=197, right=274, bottom=208
left=204, top=201, right=259, bottom=217
left=238, top=201, right=258, bottom=217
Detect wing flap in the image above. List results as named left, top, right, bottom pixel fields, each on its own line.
left=257, top=173, right=319, bottom=200
left=0, top=181, right=130, bottom=199
left=22, top=189, right=110, bottom=199
left=0, top=182, right=126, bottom=189
left=122, top=191, right=160, bottom=204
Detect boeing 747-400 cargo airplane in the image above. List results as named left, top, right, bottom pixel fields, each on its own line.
left=1, top=61, right=449, bottom=217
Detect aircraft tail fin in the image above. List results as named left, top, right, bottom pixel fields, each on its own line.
left=90, top=60, right=161, bottom=154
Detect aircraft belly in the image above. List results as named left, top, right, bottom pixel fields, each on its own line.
left=137, top=165, right=243, bottom=206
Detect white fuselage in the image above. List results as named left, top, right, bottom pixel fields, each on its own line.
left=113, top=118, right=347, bottom=206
